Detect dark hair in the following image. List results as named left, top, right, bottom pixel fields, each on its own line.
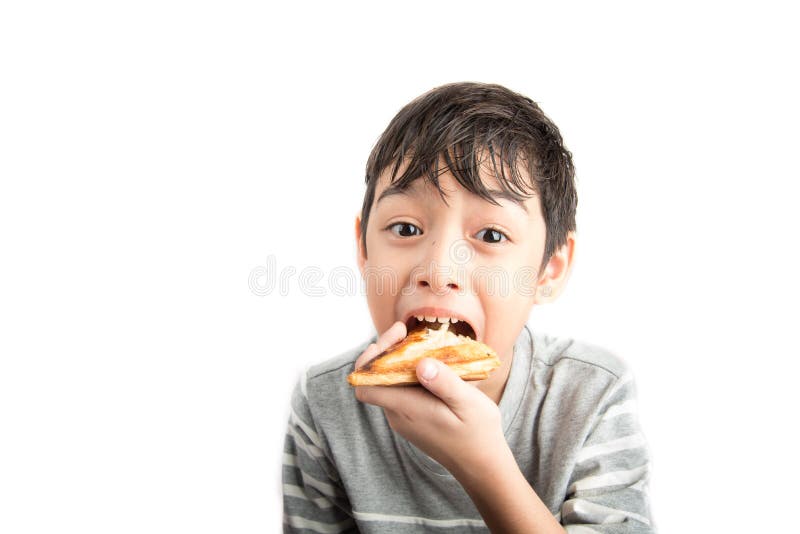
left=360, top=82, right=577, bottom=273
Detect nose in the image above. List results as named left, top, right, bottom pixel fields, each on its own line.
left=415, top=237, right=465, bottom=294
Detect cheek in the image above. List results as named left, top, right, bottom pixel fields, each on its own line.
left=362, top=251, right=409, bottom=333
left=478, top=266, right=537, bottom=355
left=363, top=238, right=418, bottom=289
left=362, top=254, right=412, bottom=301
left=364, top=289, right=394, bottom=335
left=483, top=294, right=530, bottom=328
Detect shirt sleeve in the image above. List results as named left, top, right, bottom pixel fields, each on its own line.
left=282, top=374, right=356, bottom=533
left=560, top=373, right=655, bottom=533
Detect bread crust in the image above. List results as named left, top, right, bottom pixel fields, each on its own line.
left=347, top=326, right=501, bottom=386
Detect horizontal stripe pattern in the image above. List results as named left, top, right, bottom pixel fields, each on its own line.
left=284, top=484, right=335, bottom=509
left=562, top=499, right=651, bottom=525
left=569, top=464, right=650, bottom=494
left=558, top=371, right=653, bottom=530
left=564, top=526, right=602, bottom=534
left=288, top=423, right=325, bottom=459
left=601, top=399, right=638, bottom=422
left=283, top=334, right=655, bottom=532
left=290, top=407, right=324, bottom=452
left=284, top=514, right=355, bottom=533
left=353, top=510, right=486, bottom=528
left=576, top=433, right=646, bottom=464
left=284, top=380, right=354, bottom=532
left=298, top=471, right=342, bottom=500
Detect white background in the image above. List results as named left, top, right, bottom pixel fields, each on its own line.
left=1, top=1, right=798, bottom=532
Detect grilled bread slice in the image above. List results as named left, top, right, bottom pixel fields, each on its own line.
left=347, top=323, right=500, bottom=386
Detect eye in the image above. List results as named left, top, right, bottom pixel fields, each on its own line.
left=475, top=227, right=508, bottom=244
left=387, top=222, right=422, bottom=237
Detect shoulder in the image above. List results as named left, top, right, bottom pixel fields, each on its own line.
left=290, top=337, right=374, bottom=421
left=288, top=337, right=387, bottom=460
left=531, top=331, right=631, bottom=380
left=302, top=338, right=372, bottom=391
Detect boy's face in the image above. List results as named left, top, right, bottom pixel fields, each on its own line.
left=356, top=162, right=574, bottom=368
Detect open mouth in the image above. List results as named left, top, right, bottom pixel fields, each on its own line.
left=405, top=315, right=477, bottom=340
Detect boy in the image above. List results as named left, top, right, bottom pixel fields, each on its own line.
left=282, top=83, right=653, bottom=533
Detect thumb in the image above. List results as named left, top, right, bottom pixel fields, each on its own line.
left=416, top=358, right=477, bottom=414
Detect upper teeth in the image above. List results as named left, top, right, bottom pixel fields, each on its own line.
left=416, top=315, right=459, bottom=324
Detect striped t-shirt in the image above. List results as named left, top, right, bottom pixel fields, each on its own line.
left=282, top=326, right=654, bottom=533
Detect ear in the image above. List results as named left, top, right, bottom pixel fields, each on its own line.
left=355, top=214, right=367, bottom=275
left=533, top=231, right=576, bottom=304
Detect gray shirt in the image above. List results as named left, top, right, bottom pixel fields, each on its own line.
left=282, top=326, right=654, bottom=533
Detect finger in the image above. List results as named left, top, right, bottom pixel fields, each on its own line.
left=355, top=321, right=407, bottom=369
left=375, top=320, right=407, bottom=352
left=355, top=383, right=427, bottom=410
left=416, top=358, right=481, bottom=415
left=354, top=343, right=379, bottom=370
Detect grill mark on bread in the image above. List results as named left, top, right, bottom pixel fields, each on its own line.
left=348, top=324, right=500, bottom=386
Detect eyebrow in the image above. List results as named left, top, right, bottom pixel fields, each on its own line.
left=376, top=185, right=413, bottom=204
left=376, top=185, right=529, bottom=213
left=485, top=189, right=530, bottom=213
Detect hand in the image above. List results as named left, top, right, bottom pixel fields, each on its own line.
left=355, top=324, right=564, bottom=533
left=354, top=322, right=509, bottom=480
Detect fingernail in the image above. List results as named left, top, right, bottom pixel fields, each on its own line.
left=420, top=360, right=438, bottom=381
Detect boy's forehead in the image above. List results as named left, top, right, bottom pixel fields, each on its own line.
left=374, top=168, right=536, bottom=215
